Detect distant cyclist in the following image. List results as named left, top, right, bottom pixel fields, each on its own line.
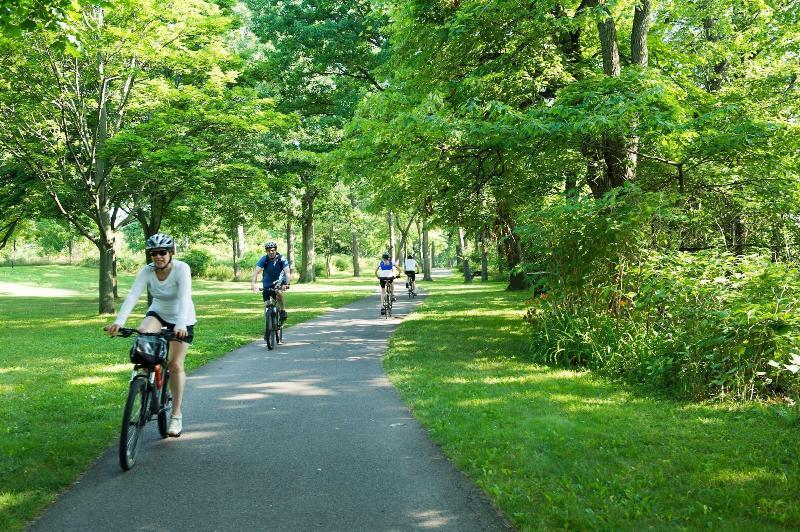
left=404, top=254, right=419, bottom=292
left=375, top=252, right=399, bottom=315
left=251, top=241, right=291, bottom=322
left=105, top=233, right=196, bottom=438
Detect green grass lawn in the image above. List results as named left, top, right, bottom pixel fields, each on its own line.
left=385, top=276, right=800, bottom=530
left=0, top=265, right=373, bottom=531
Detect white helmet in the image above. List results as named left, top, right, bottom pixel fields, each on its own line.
left=145, top=233, right=175, bottom=252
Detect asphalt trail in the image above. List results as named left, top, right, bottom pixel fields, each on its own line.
left=32, top=286, right=511, bottom=531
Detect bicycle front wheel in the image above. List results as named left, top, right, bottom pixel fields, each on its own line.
left=265, top=308, right=275, bottom=350
left=120, top=376, right=149, bottom=471
left=157, top=367, right=172, bottom=439
left=271, top=311, right=281, bottom=347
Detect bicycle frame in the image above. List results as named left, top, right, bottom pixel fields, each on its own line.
left=113, top=327, right=174, bottom=470
left=260, top=281, right=285, bottom=349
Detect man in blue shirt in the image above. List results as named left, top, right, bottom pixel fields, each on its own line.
left=251, top=241, right=291, bottom=321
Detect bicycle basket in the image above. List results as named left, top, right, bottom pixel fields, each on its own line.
left=129, top=334, right=168, bottom=366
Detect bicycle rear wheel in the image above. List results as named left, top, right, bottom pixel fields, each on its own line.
left=157, top=366, right=172, bottom=439
left=120, top=376, right=149, bottom=471
left=265, top=308, right=275, bottom=350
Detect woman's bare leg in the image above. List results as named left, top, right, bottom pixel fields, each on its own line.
left=168, top=340, right=189, bottom=417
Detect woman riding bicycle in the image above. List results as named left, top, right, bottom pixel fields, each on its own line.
left=375, top=252, right=399, bottom=315
left=105, top=233, right=196, bottom=438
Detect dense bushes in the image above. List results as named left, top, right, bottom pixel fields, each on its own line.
left=180, top=249, right=213, bottom=278
left=521, top=188, right=800, bottom=401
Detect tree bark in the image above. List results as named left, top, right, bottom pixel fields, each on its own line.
left=98, top=235, right=115, bottom=314
left=387, top=210, right=396, bottom=262
left=480, top=228, right=488, bottom=281
left=422, top=215, right=432, bottom=281
left=457, top=226, right=471, bottom=283
left=349, top=191, right=360, bottom=276
left=496, top=205, right=525, bottom=290
left=286, top=209, right=296, bottom=276
left=299, top=186, right=316, bottom=283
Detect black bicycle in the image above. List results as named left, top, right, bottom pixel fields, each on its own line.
left=112, top=328, right=174, bottom=471
left=261, top=280, right=287, bottom=350
left=382, top=276, right=400, bottom=318
left=406, top=274, right=417, bottom=299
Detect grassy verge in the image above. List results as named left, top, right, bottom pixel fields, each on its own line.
left=385, top=276, right=800, bottom=530
left=0, top=265, right=372, bottom=531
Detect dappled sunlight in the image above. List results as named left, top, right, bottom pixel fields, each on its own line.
left=91, top=363, right=131, bottom=374
left=68, top=375, right=113, bottom=386
left=0, top=366, right=25, bottom=374
left=238, top=379, right=337, bottom=396
left=712, top=467, right=775, bottom=485
left=409, top=509, right=453, bottom=528
left=222, top=392, right=269, bottom=401
left=159, top=430, right=222, bottom=441
left=0, top=281, right=79, bottom=297
left=456, top=397, right=506, bottom=408
left=0, top=490, right=37, bottom=514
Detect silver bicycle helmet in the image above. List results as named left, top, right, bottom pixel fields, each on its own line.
left=264, top=241, right=278, bottom=250
left=145, top=233, right=175, bottom=252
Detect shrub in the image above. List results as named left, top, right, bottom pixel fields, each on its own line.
left=180, top=249, right=213, bottom=278
left=334, top=255, right=350, bottom=272
left=520, top=188, right=800, bottom=401
left=314, top=260, right=326, bottom=278
left=204, top=264, right=234, bottom=281
left=116, top=256, right=141, bottom=273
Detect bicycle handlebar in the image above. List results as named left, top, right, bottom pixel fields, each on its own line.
left=259, top=280, right=289, bottom=292
left=108, top=327, right=176, bottom=340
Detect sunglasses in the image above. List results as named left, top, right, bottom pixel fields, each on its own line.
left=149, top=249, right=170, bottom=257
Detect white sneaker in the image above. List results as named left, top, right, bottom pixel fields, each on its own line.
left=167, top=415, right=182, bottom=437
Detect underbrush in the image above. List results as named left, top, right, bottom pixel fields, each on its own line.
left=520, top=188, right=800, bottom=402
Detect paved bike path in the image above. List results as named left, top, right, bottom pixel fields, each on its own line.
left=32, top=289, right=511, bottom=531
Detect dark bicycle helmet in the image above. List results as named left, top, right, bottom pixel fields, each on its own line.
left=264, top=241, right=278, bottom=250
left=145, top=233, right=175, bottom=252
left=382, top=252, right=390, bottom=260
left=407, top=254, right=414, bottom=259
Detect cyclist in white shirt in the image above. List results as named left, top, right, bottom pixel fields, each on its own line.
left=404, top=254, right=419, bottom=293
left=105, top=233, right=196, bottom=438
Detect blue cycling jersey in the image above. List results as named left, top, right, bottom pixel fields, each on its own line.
left=257, top=254, right=289, bottom=287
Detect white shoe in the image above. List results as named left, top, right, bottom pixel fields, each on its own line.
left=167, top=415, right=182, bottom=437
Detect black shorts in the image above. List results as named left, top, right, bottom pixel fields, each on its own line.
left=262, top=284, right=287, bottom=301
left=145, top=311, right=195, bottom=344
left=405, top=271, right=416, bottom=281
left=379, top=277, right=395, bottom=288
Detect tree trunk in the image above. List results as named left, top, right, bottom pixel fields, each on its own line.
left=733, top=216, right=746, bottom=256
left=232, top=231, right=240, bottom=280
left=422, top=214, right=432, bottom=281
left=286, top=209, right=296, bottom=276
left=430, top=241, right=436, bottom=270
left=387, top=210, right=396, bottom=262
left=349, top=191, right=360, bottom=276
left=98, top=237, right=115, bottom=314
left=457, top=226, right=471, bottom=283
left=300, top=188, right=316, bottom=283
left=496, top=205, right=525, bottom=290
left=480, top=228, right=488, bottom=281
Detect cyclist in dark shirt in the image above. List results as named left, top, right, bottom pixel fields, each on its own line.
left=251, top=241, right=291, bottom=321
